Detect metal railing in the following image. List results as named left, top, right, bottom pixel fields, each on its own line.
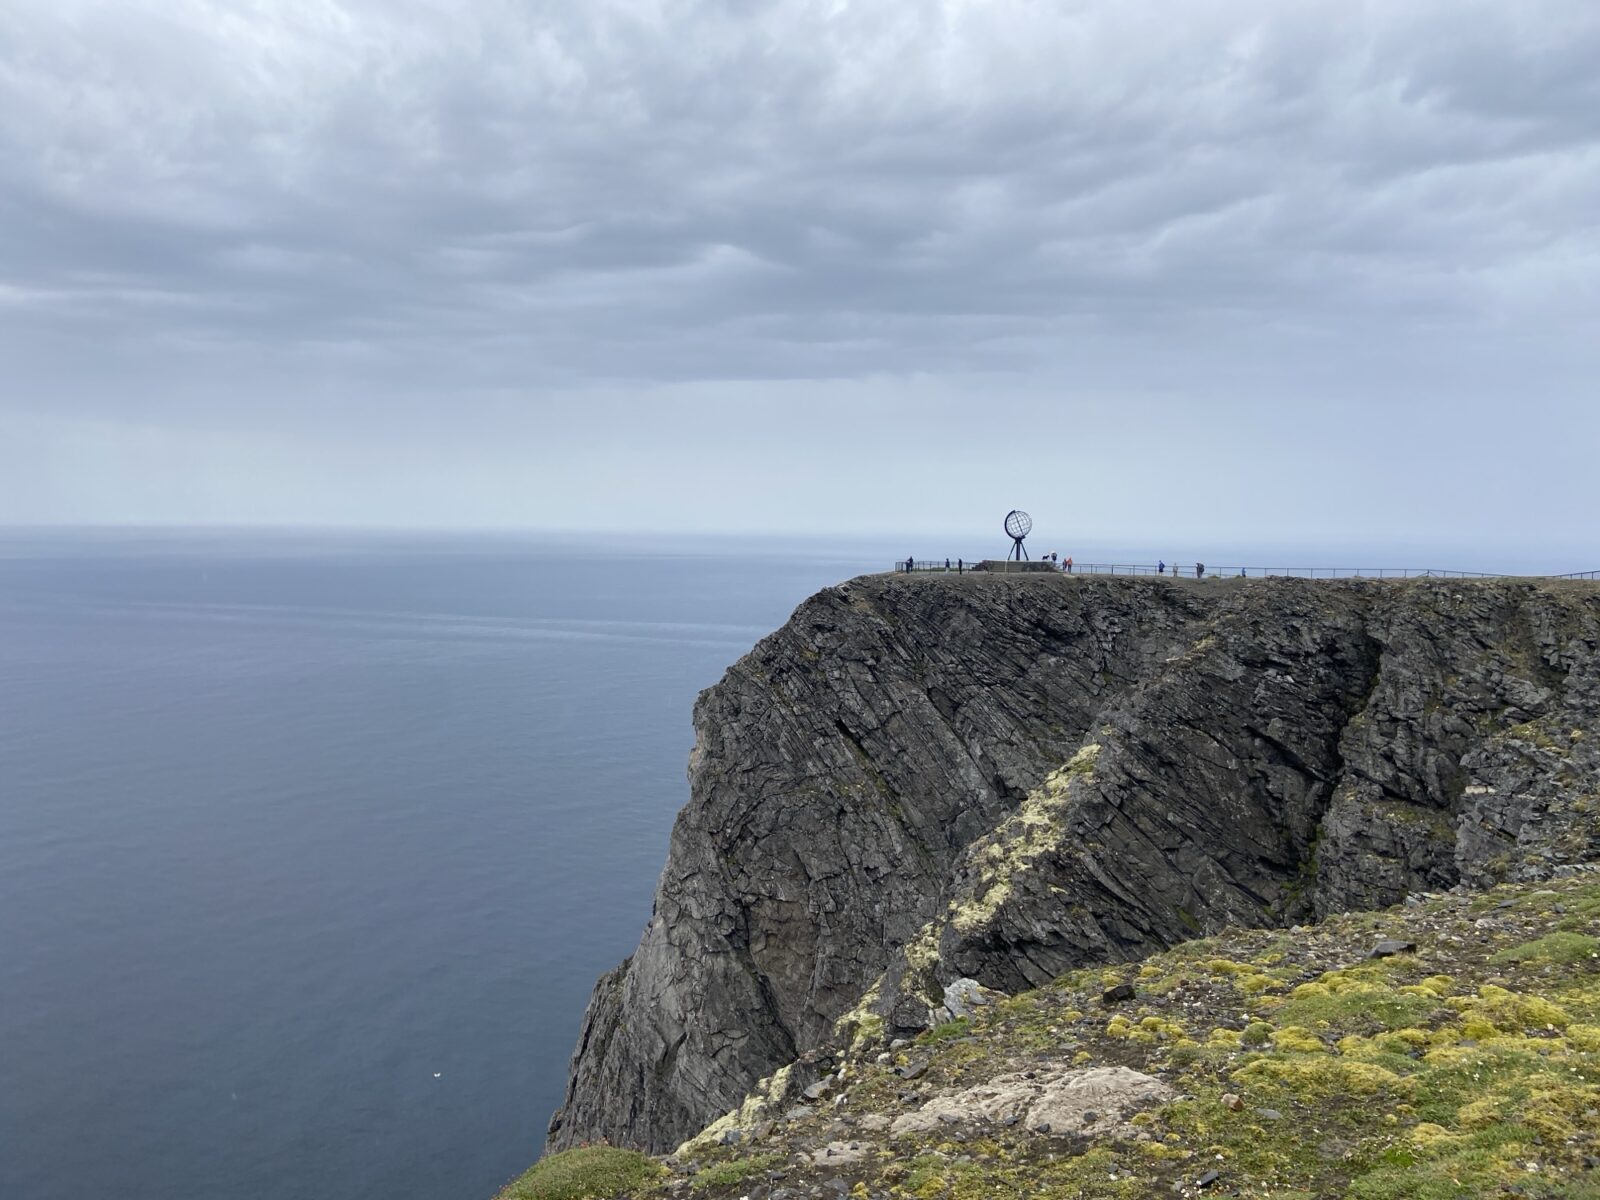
left=898, top=558, right=984, bottom=573
left=890, top=560, right=1597, bottom=580
left=1055, top=564, right=1504, bottom=579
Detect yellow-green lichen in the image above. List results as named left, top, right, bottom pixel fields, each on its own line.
left=834, top=972, right=887, bottom=1052
left=947, top=746, right=1100, bottom=935
left=678, top=1064, right=795, bottom=1155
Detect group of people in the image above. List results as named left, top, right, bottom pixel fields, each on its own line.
left=900, top=555, right=1248, bottom=578
left=1157, top=561, right=1247, bottom=578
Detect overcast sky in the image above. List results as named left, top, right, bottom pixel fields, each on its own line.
left=1, top=1, right=1596, bottom=556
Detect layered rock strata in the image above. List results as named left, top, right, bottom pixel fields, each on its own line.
left=548, top=574, right=1600, bottom=1154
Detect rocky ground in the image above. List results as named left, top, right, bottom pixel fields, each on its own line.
left=507, top=868, right=1600, bottom=1200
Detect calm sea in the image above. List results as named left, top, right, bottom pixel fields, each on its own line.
left=0, top=530, right=884, bottom=1200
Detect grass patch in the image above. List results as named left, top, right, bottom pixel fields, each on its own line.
left=1490, top=931, right=1600, bottom=966
left=495, top=1147, right=664, bottom=1200
left=918, top=1017, right=972, bottom=1045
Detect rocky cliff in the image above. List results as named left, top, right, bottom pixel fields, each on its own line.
left=547, top=574, right=1600, bottom=1155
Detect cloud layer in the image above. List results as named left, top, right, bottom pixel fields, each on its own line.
left=1, top=1, right=1597, bottom=540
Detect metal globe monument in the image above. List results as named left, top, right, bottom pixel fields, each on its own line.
left=1004, top=509, right=1032, bottom=561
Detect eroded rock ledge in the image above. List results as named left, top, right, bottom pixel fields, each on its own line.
left=548, top=574, right=1600, bottom=1155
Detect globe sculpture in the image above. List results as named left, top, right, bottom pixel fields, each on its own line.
left=1004, top=509, right=1032, bottom=561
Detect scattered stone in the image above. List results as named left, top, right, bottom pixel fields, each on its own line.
left=1256, top=1108, right=1283, bottom=1121
left=1197, top=1168, right=1221, bottom=1188
left=857, top=1114, right=890, bottom=1132
left=1368, top=939, right=1417, bottom=958
left=895, top=1061, right=929, bottom=1081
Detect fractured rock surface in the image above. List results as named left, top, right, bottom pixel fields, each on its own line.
left=549, top=574, right=1600, bottom=1153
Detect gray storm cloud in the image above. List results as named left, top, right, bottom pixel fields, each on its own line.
left=0, top=1, right=1596, bottom=544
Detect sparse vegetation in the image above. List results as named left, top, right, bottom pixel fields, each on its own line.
left=494, top=1146, right=663, bottom=1200
left=580, top=873, right=1600, bottom=1200
left=688, top=1152, right=783, bottom=1191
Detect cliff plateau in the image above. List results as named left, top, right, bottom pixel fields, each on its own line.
left=547, top=574, right=1600, bottom=1156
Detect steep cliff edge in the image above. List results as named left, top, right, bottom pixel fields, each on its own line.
left=548, top=574, right=1600, bottom=1155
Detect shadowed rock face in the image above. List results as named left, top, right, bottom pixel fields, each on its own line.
left=547, top=575, right=1600, bottom=1154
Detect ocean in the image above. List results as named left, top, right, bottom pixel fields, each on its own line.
left=0, top=530, right=884, bottom=1200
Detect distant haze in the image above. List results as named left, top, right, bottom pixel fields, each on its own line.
left=1, top=2, right=1596, bottom=559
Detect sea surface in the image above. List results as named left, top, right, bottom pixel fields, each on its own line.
left=0, top=530, right=885, bottom=1200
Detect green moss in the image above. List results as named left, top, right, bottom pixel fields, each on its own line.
left=1270, top=971, right=1440, bottom=1038
left=1268, top=1024, right=1328, bottom=1054
left=494, top=1147, right=664, bottom=1200
left=1240, top=1020, right=1274, bottom=1046
left=1489, top=931, right=1600, bottom=966
left=1447, top=984, right=1571, bottom=1033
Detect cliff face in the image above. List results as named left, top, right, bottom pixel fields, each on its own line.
left=547, top=574, right=1600, bottom=1154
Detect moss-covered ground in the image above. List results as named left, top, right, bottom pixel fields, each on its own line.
left=493, top=1145, right=664, bottom=1200
left=523, top=874, right=1600, bottom=1199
